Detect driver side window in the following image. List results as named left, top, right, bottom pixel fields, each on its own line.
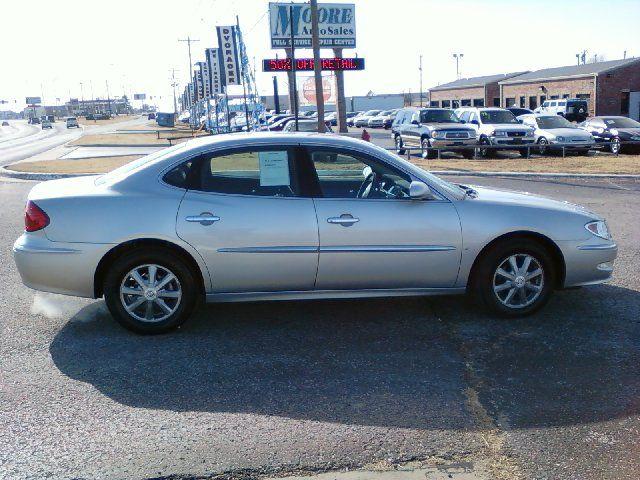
left=309, top=149, right=411, bottom=200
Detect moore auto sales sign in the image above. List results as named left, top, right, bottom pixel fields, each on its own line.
left=269, top=2, right=356, bottom=49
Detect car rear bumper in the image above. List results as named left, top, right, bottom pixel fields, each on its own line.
left=13, top=233, right=113, bottom=298
left=559, top=239, right=618, bottom=287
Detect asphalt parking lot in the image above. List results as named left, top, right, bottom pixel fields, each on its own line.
left=1, top=174, right=639, bottom=479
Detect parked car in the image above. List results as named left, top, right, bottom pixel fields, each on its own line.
left=1, top=121, right=9, bottom=126
left=28, top=117, right=40, bottom=124
left=66, top=117, right=80, bottom=128
left=282, top=119, right=332, bottom=132
left=517, top=114, right=595, bottom=155
left=535, top=98, right=589, bottom=122
left=325, top=112, right=338, bottom=126
left=258, top=115, right=293, bottom=131
left=148, top=113, right=156, bottom=120
left=393, top=108, right=478, bottom=159
left=368, top=110, right=394, bottom=128
left=41, top=119, right=52, bottom=129
left=456, top=107, right=535, bottom=157
left=579, top=116, right=640, bottom=154
left=346, top=111, right=363, bottom=127
left=508, top=107, right=533, bottom=117
left=266, top=114, right=291, bottom=126
left=354, top=110, right=382, bottom=128
left=382, top=109, right=398, bottom=129
left=13, top=133, right=617, bottom=334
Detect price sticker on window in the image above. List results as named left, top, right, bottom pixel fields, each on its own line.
left=258, top=151, right=290, bottom=186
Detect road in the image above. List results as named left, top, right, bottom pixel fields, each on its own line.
left=1, top=174, right=639, bottom=479
left=0, top=117, right=149, bottom=167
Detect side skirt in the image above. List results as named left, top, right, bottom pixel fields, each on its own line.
left=205, top=287, right=467, bottom=303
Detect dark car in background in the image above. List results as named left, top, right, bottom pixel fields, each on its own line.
left=580, top=116, right=640, bottom=154
left=508, top=107, right=533, bottom=117
left=392, top=107, right=478, bottom=159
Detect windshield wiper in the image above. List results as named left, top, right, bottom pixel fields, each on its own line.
left=457, top=184, right=478, bottom=198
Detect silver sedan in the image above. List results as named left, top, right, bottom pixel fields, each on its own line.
left=14, top=133, right=617, bottom=334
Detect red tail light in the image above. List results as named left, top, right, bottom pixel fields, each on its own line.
left=25, top=201, right=50, bottom=232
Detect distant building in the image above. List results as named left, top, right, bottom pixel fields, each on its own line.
left=65, top=96, right=132, bottom=115
left=428, top=72, right=528, bottom=109
left=499, top=58, right=640, bottom=117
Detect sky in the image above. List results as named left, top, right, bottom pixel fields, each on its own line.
left=1, top=0, right=639, bottom=111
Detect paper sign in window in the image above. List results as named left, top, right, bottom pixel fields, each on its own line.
left=259, top=151, right=290, bottom=186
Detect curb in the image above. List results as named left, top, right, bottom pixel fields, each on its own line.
left=0, top=166, right=96, bottom=181
left=429, top=170, right=640, bottom=179
left=68, top=143, right=170, bottom=148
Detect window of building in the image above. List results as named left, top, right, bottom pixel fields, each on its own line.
left=621, top=91, right=630, bottom=115
left=493, top=97, right=500, bottom=107
left=562, top=94, right=570, bottom=98
left=505, top=97, right=516, bottom=107
left=430, top=100, right=440, bottom=107
left=473, top=98, right=484, bottom=107
left=519, top=96, right=526, bottom=108
left=441, top=100, right=451, bottom=108
left=197, top=148, right=299, bottom=197
left=550, top=95, right=559, bottom=100
left=529, top=96, right=537, bottom=109
left=576, top=93, right=591, bottom=99
left=461, top=99, right=471, bottom=106
left=540, top=95, right=546, bottom=104
left=451, top=100, right=460, bottom=109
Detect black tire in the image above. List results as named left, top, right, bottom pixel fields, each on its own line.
left=609, top=137, right=621, bottom=154
left=103, top=247, right=199, bottom=334
left=395, top=135, right=406, bottom=155
left=421, top=137, right=438, bottom=159
left=537, top=137, right=549, bottom=155
left=462, top=148, right=476, bottom=159
left=478, top=137, right=495, bottom=158
left=470, top=238, right=556, bottom=318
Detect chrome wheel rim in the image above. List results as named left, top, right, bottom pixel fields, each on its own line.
left=538, top=138, right=548, bottom=155
left=611, top=138, right=620, bottom=154
left=493, top=254, right=544, bottom=309
left=395, top=136, right=402, bottom=151
left=120, top=264, right=182, bottom=323
left=421, top=139, right=429, bottom=158
left=479, top=138, right=490, bottom=157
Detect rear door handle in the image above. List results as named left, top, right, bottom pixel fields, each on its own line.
left=185, top=212, right=220, bottom=225
left=327, top=214, right=359, bottom=226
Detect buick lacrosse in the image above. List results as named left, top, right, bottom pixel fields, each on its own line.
left=14, top=133, right=617, bottom=333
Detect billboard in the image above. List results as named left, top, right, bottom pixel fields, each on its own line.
left=206, top=48, right=224, bottom=94
left=269, top=2, right=356, bottom=49
left=216, top=26, right=241, bottom=86
left=133, top=93, right=146, bottom=100
left=25, top=97, right=42, bottom=105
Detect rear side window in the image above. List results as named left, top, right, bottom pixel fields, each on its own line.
left=196, top=148, right=300, bottom=197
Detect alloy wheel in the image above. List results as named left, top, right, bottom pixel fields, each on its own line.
left=538, top=137, right=548, bottom=155
left=492, top=254, right=544, bottom=309
left=119, top=264, right=182, bottom=323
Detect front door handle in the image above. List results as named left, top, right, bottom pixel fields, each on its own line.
left=185, top=212, right=220, bottom=226
left=327, top=214, right=359, bottom=226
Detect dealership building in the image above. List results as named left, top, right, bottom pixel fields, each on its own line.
left=428, top=72, right=528, bottom=109
left=498, top=58, right=640, bottom=117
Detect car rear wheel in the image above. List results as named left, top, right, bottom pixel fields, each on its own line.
left=104, top=247, right=198, bottom=334
left=471, top=238, right=555, bottom=317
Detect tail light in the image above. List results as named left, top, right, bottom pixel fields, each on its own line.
left=25, top=200, right=50, bottom=232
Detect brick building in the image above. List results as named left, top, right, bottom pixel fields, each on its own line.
left=428, top=72, right=528, bottom=109
left=499, top=58, right=640, bottom=117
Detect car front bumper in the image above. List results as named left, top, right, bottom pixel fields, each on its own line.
left=13, top=233, right=113, bottom=298
left=430, top=138, right=478, bottom=148
left=489, top=136, right=535, bottom=146
left=559, top=239, right=618, bottom=287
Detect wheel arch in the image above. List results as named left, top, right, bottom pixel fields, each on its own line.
left=93, top=238, right=208, bottom=298
left=468, top=230, right=566, bottom=290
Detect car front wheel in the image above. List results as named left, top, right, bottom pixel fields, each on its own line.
left=395, top=135, right=406, bottom=155
left=472, top=238, right=555, bottom=317
left=103, top=247, right=198, bottom=334
left=610, top=137, right=621, bottom=154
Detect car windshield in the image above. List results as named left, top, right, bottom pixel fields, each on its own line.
left=364, top=110, right=380, bottom=116
left=536, top=116, right=575, bottom=129
left=603, top=117, right=640, bottom=128
left=379, top=110, right=392, bottom=116
left=480, top=110, right=518, bottom=124
left=95, top=143, right=186, bottom=185
left=420, top=110, right=460, bottom=123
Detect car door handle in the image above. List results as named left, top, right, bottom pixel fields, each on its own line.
left=327, top=215, right=359, bottom=226
left=185, top=213, right=220, bottom=225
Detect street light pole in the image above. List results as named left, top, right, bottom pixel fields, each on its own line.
left=419, top=55, right=423, bottom=107
left=453, top=53, right=464, bottom=79
left=179, top=36, right=200, bottom=129
left=310, top=0, right=325, bottom=133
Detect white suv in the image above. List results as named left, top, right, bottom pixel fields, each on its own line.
left=456, top=107, right=535, bottom=157
left=534, top=98, right=589, bottom=123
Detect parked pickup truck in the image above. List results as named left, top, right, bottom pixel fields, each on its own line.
left=392, top=107, right=478, bottom=159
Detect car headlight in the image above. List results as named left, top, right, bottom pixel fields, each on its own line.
left=432, top=131, right=445, bottom=139
left=493, top=130, right=507, bottom=137
left=585, top=220, right=611, bottom=240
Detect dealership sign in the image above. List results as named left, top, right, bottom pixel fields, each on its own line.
left=263, top=57, right=364, bottom=71
left=268, top=2, right=356, bottom=48
left=206, top=48, right=224, bottom=94
left=216, top=26, right=241, bottom=86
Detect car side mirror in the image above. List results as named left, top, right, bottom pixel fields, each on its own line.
left=411, top=119, right=420, bottom=126
left=460, top=119, right=466, bottom=124
left=409, top=181, right=432, bottom=200
left=470, top=119, right=479, bottom=125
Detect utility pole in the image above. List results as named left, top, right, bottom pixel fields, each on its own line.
left=179, top=36, right=200, bottom=128
left=79, top=82, right=84, bottom=114
left=419, top=55, right=423, bottom=107
left=170, top=68, right=179, bottom=115
left=310, top=0, right=325, bottom=132
left=333, top=47, right=348, bottom=133
left=453, top=53, right=463, bottom=79
left=273, top=76, right=280, bottom=114
left=105, top=80, right=111, bottom=115
left=289, top=4, right=298, bottom=132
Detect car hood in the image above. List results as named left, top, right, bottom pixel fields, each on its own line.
left=467, top=185, right=599, bottom=218
left=540, top=127, right=593, bottom=138
left=431, top=123, right=475, bottom=131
